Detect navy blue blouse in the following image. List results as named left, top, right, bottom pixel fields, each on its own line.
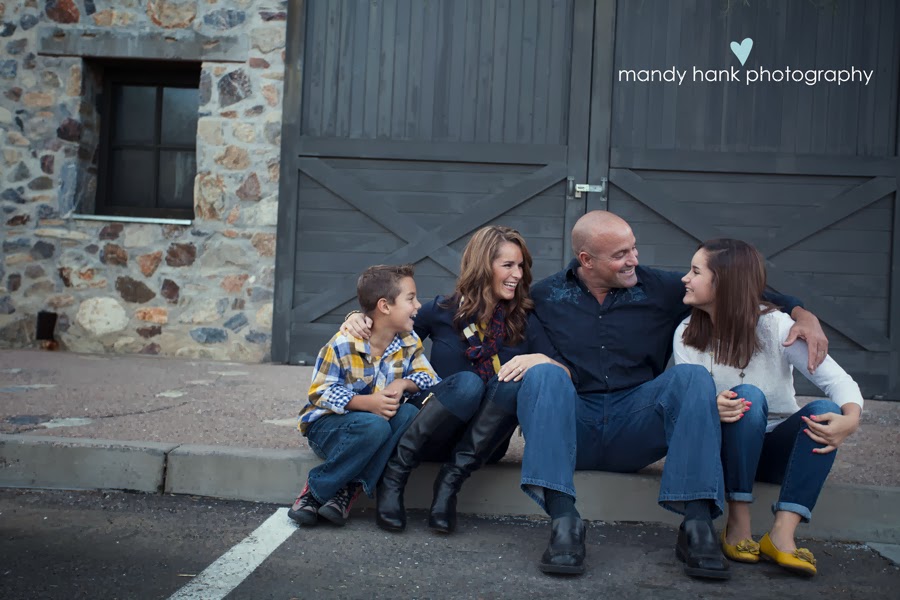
left=413, top=295, right=566, bottom=379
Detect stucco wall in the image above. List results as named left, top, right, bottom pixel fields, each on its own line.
left=0, top=0, right=287, bottom=362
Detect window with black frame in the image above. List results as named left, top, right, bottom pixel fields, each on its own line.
left=97, top=63, right=201, bottom=220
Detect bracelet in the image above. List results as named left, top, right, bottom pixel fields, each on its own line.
left=344, top=309, right=361, bottom=321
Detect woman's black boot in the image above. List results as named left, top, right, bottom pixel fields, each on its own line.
left=376, top=399, right=463, bottom=532
left=428, top=400, right=517, bottom=533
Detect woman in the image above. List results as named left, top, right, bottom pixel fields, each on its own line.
left=674, top=238, right=863, bottom=577
left=344, top=226, right=571, bottom=535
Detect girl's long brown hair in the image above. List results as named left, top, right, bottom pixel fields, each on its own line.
left=682, top=239, right=776, bottom=369
left=441, top=226, right=534, bottom=346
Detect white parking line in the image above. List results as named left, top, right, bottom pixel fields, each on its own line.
left=167, top=508, right=295, bottom=600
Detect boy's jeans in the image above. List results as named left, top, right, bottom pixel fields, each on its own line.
left=721, top=384, right=840, bottom=522
left=305, top=403, right=418, bottom=502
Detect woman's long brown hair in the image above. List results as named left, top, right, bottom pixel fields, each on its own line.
left=441, top=226, right=534, bottom=346
left=682, top=238, right=776, bottom=369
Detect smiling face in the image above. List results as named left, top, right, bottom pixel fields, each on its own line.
left=384, top=276, right=421, bottom=333
left=580, top=224, right=640, bottom=289
left=490, top=242, right=524, bottom=302
left=681, top=249, right=717, bottom=314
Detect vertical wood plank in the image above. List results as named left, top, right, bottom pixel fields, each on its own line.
left=363, top=1, right=382, bottom=138
left=475, top=0, right=496, bottom=142
left=531, top=0, right=552, bottom=144
left=503, top=2, right=524, bottom=143
left=272, top=0, right=308, bottom=363
left=659, top=0, right=680, bottom=150
left=419, top=0, right=439, bottom=140
left=321, top=0, right=341, bottom=136
left=348, top=0, right=368, bottom=138
left=808, top=4, right=833, bottom=153
left=405, top=0, right=424, bottom=139
left=489, top=0, right=510, bottom=143
left=587, top=0, right=616, bottom=214
left=376, top=0, right=396, bottom=138
left=825, top=0, right=849, bottom=154
left=779, top=0, right=801, bottom=153
left=446, top=0, right=467, bottom=141
left=855, top=0, right=879, bottom=156
left=460, top=0, right=481, bottom=142
left=545, top=0, right=568, bottom=146
left=431, top=0, right=454, bottom=140
left=303, top=0, right=326, bottom=136
left=518, top=0, right=538, bottom=144
left=390, top=0, right=411, bottom=139
left=890, top=0, right=900, bottom=399
left=335, top=0, right=353, bottom=137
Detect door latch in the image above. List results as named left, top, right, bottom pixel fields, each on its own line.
left=574, top=178, right=607, bottom=199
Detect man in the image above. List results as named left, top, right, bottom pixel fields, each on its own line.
left=492, top=211, right=827, bottom=578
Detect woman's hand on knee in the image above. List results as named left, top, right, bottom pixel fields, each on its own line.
left=717, top=390, right=750, bottom=423
left=498, top=353, right=553, bottom=382
left=802, top=409, right=860, bottom=454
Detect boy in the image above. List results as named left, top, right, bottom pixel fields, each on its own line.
left=289, top=264, right=440, bottom=526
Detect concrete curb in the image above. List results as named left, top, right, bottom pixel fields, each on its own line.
left=2, top=434, right=899, bottom=544
left=0, top=434, right=176, bottom=493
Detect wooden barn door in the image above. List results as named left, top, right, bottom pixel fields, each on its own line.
left=274, top=0, right=599, bottom=364
left=604, top=0, right=900, bottom=398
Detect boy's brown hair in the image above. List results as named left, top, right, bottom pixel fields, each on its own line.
left=357, top=264, right=416, bottom=315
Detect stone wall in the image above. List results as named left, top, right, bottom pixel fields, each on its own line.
left=0, top=0, right=286, bottom=362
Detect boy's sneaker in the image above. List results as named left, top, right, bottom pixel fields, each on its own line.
left=318, top=483, right=361, bottom=526
left=288, top=481, right=321, bottom=526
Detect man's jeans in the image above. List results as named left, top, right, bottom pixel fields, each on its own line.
left=306, top=403, right=418, bottom=503
left=496, top=363, right=723, bottom=517
left=721, top=384, right=840, bottom=522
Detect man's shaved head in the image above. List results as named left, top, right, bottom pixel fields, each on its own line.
left=571, top=211, right=632, bottom=257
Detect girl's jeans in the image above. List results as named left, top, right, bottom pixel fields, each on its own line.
left=721, top=384, right=840, bottom=522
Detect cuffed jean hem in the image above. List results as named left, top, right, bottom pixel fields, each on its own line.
left=772, top=501, right=812, bottom=523
left=521, top=477, right=576, bottom=513
left=726, top=492, right=755, bottom=503
left=659, top=492, right=724, bottom=520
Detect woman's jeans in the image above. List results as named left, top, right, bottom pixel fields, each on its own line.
left=493, top=363, right=723, bottom=517
left=721, top=384, right=840, bottom=522
left=304, top=372, right=485, bottom=502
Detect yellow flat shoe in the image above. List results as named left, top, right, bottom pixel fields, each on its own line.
left=759, top=532, right=817, bottom=576
left=720, top=527, right=760, bottom=563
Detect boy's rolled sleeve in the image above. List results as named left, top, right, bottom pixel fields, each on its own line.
left=404, top=339, right=440, bottom=392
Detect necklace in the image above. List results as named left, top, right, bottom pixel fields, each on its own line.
left=709, top=351, right=745, bottom=381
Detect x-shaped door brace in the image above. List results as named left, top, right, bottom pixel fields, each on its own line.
left=292, top=158, right=568, bottom=323
left=610, top=168, right=897, bottom=352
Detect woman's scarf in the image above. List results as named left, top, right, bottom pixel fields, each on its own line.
left=464, top=303, right=506, bottom=382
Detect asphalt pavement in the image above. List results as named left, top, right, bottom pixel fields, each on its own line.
left=2, top=489, right=898, bottom=600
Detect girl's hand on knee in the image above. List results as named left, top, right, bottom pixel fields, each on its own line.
left=802, top=411, right=860, bottom=454
left=717, top=390, right=750, bottom=423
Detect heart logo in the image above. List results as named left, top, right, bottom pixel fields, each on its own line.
left=730, top=38, right=753, bottom=66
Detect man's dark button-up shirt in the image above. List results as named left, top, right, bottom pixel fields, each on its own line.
left=531, top=260, right=802, bottom=395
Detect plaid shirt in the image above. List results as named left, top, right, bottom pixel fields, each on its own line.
left=298, top=330, right=440, bottom=434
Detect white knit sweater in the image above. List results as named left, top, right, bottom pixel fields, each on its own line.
left=673, top=310, right=864, bottom=431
